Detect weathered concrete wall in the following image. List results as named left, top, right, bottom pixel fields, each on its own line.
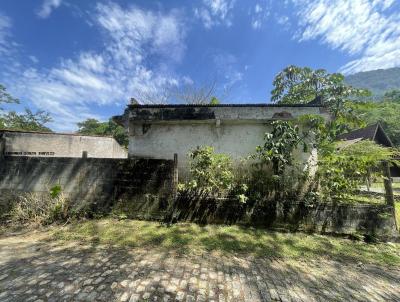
left=115, top=104, right=328, bottom=177
left=0, top=157, right=396, bottom=238
left=167, top=197, right=399, bottom=239
left=0, top=157, right=174, bottom=219
left=129, top=123, right=316, bottom=179
left=0, top=131, right=127, bottom=158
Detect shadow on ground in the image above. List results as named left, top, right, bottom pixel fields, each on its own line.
left=1, top=226, right=400, bottom=301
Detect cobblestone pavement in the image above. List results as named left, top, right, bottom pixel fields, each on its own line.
left=1, top=231, right=400, bottom=302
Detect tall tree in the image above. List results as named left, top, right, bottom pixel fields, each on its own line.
left=271, top=66, right=370, bottom=121
left=77, top=118, right=128, bottom=147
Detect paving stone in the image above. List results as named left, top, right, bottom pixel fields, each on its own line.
left=119, top=292, right=130, bottom=302
left=1, top=233, right=400, bottom=302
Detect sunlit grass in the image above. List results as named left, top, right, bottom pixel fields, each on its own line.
left=346, top=194, right=385, bottom=204
left=50, top=218, right=400, bottom=266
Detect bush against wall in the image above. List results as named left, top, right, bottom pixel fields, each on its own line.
left=249, top=120, right=308, bottom=202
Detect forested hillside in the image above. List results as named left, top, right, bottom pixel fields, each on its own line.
left=345, top=67, right=400, bottom=97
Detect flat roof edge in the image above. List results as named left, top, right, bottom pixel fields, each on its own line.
left=127, top=103, right=325, bottom=109
left=0, top=129, right=114, bottom=138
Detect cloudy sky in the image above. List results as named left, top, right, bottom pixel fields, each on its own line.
left=0, top=0, right=399, bottom=131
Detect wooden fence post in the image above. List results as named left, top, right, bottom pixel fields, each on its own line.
left=382, top=161, right=394, bottom=207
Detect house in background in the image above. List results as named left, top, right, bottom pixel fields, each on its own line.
left=114, top=103, right=330, bottom=177
left=0, top=130, right=127, bottom=159
left=337, top=123, right=400, bottom=177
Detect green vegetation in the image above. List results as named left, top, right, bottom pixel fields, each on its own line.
left=209, top=96, right=220, bottom=105
left=345, top=67, right=400, bottom=97
left=353, top=95, right=400, bottom=146
left=271, top=65, right=369, bottom=124
left=347, top=194, right=385, bottom=204
left=77, top=118, right=128, bottom=147
left=178, top=146, right=250, bottom=203
left=250, top=120, right=306, bottom=201
left=0, top=109, right=52, bottom=132
left=318, top=140, right=399, bottom=201
left=182, top=146, right=234, bottom=196
left=0, top=84, right=53, bottom=132
left=51, top=219, right=400, bottom=266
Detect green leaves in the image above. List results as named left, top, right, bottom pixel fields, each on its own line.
left=318, top=140, right=399, bottom=200
left=0, top=109, right=52, bottom=132
left=253, top=121, right=301, bottom=175
left=0, top=84, right=52, bottom=132
left=352, top=98, right=400, bottom=146
left=49, top=184, right=62, bottom=199
left=271, top=65, right=370, bottom=124
left=77, top=118, right=128, bottom=147
left=188, top=146, right=234, bottom=196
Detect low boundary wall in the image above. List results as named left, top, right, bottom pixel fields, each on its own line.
left=0, top=156, right=397, bottom=238
left=0, top=156, right=175, bottom=219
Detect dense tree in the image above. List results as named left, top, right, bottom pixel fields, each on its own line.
left=271, top=65, right=369, bottom=121
left=77, top=118, right=128, bottom=148
left=0, top=84, right=52, bottom=132
left=0, top=109, right=52, bottom=132
left=353, top=92, right=400, bottom=146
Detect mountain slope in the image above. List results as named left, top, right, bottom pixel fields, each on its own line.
left=345, top=67, right=400, bottom=96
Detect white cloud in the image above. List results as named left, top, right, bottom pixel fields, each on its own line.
left=36, top=0, right=62, bottom=19
left=291, top=0, right=400, bottom=74
left=5, top=3, right=187, bottom=131
left=195, top=0, right=236, bottom=29
left=0, top=12, right=12, bottom=55
left=250, top=2, right=271, bottom=30
left=213, top=52, right=244, bottom=89
left=276, top=15, right=290, bottom=28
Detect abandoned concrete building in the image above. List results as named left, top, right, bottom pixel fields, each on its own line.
left=114, top=103, right=329, bottom=175
left=0, top=130, right=127, bottom=158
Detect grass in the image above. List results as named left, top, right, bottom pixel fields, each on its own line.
left=370, top=182, right=400, bottom=189
left=50, top=218, right=400, bottom=266
left=346, top=194, right=385, bottom=204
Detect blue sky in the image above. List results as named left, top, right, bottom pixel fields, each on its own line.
left=0, top=0, right=399, bottom=131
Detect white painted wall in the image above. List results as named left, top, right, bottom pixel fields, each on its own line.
left=129, top=121, right=314, bottom=178
left=1, top=131, right=127, bottom=158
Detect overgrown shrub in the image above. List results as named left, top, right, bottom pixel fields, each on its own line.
left=9, top=186, right=70, bottom=225
left=318, top=140, right=399, bottom=201
left=179, top=146, right=234, bottom=197
left=250, top=120, right=308, bottom=201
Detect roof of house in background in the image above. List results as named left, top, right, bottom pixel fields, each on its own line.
left=336, top=123, right=394, bottom=147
